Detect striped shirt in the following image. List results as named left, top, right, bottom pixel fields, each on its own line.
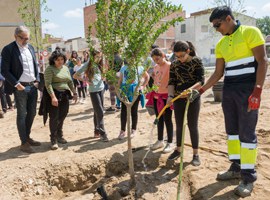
left=44, top=65, right=75, bottom=95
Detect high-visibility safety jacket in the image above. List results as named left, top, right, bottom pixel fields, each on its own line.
left=215, top=24, right=265, bottom=85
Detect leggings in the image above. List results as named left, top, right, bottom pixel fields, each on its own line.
left=174, top=98, right=200, bottom=149
left=120, top=95, right=140, bottom=131
left=153, top=98, right=173, bottom=143
left=90, top=90, right=106, bottom=135
left=77, top=81, right=86, bottom=98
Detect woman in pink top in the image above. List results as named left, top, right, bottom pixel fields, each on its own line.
left=150, top=48, right=174, bottom=153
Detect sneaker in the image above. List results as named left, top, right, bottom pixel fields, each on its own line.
left=20, top=142, right=35, bottom=153
left=100, top=134, right=109, bottom=142
left=118, top=130, right=126, bottom=140
left=57, top=137, right=67, bottom=144
left=151, top=140, right=164, bottom=150
left=131, top=129, right=136, bottom=138
left=216, top=170, right=241, bottom=181
left=80, top=98, right=85, bottom=104
left=191, top=154, right=201, bottom=166
left=234, top=181, right=254, bottom=198
left=168, top=150, right=181, bottom=161
left=163, top=143, right=174, bottom=153
left=51, top=141, right=58, bottom=150
left=105, top=107, right=116, bottom=114
left=27, top=138, right=41, bottom=146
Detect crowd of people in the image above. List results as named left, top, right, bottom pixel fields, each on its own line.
left=0, top=6, right=268, bottom=198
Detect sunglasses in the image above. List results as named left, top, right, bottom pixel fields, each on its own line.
left=17, top=35, right=30, bottom=41
left=213, top=19, right=225, bottom=29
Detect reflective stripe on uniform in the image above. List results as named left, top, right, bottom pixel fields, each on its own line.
left=241, top=164, right=255, bottom=169
left=225, top=67, right=255, bottom=76
left=226, top=56, right=255, bottom=68
left=225, top=56, right=256, bottom=77
left=227, top=134, right=240, bottom=161
left=240, top=143, right=257, bottom=170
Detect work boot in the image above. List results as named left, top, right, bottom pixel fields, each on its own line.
left=234, top=181, right=254, bottom=197
left=57, top=137, right=67, bottom=144
left=20, top=142, right=35, bottom=153
left=27, top=138, right=41, bottom=146
left=216, top=170, right=241, bottom=181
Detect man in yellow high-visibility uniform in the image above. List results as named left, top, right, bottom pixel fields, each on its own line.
left=190, top=6, right=268, bottom=197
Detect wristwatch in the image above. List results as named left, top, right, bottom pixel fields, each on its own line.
left=168, top=95, right=174, bottom=98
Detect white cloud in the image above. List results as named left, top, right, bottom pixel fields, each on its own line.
left=42, top=22, right=59, bottom=30
left=63, top=8, right=83, bottom=18
left=262, top=3, right=270, bottom=12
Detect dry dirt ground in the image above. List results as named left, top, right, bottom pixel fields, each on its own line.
left=0, top=74, right=270, bottom=200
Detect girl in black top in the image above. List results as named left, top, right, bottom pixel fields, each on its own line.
left=167, top=41, right=204, bottom=166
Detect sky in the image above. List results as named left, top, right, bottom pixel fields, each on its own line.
left=41, top=0, right=270, bottom=40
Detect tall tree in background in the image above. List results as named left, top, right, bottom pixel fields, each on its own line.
left=18, top=0, right=50, bottom=59
left=212, top=0, right=247, bottom=14
left=92, top=0, right=183, bottom=185
left=257, top=16, right=270, bottom=36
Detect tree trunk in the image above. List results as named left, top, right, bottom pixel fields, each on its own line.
left=126, top=103, right=135, bottom=186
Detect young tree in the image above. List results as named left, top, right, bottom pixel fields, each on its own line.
left=92, top=0, right=183, bottom=185
left=257, top=16, right=270, bottom=36
left=18, top=0, right=50, bottom=61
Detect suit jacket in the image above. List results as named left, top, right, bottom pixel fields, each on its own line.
left=0, top=41, right=40, bottom=94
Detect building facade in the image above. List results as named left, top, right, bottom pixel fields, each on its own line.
left=175, top=9, right=256, bottom=66
left=0, top=0, right=23, bottom=52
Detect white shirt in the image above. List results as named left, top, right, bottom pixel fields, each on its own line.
left=16, top=43, right=36, bottom=82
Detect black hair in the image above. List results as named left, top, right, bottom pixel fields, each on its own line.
left=71, top=50, right=78, bottom=59
left=209, top=6, right=235, bottom=22
left=49, top=51, right=67, bottom=66
left=151, top=48, right=164, bottom=57
left=151, top=44, right=159, bottom=50
left=173, top=41, right=196, bottom=57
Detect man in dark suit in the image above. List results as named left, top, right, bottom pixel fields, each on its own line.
left=1, top=26, right=41, bottom=153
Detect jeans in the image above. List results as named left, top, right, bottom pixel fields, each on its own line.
left=14, top=86, right=38, bottom=144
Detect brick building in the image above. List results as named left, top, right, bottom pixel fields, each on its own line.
left=83, top=3, right=185, bottom=51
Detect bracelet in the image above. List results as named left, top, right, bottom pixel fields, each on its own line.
left=168, top=95, right=174, bottom=98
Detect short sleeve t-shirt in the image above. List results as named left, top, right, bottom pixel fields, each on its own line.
left=120, top=65, right=144, bottom=85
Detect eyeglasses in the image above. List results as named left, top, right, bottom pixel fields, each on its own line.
left=17, top=35, right=30, bottom=41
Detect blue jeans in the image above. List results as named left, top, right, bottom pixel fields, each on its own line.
left=14, top=86, right=38, bottom=144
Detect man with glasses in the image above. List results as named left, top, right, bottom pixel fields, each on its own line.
left=190, top=6, right=268, bottom=197
left=1, top=26, right=41, bottom=153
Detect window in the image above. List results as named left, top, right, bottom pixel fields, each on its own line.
left=210, top=48, right=215, bottom=55
left=181, top=24, right=186, bottom=33
left=201, top=25, right=208, bottom=32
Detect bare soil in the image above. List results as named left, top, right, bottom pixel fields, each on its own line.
left=0, top=75, right=270, bottom=200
